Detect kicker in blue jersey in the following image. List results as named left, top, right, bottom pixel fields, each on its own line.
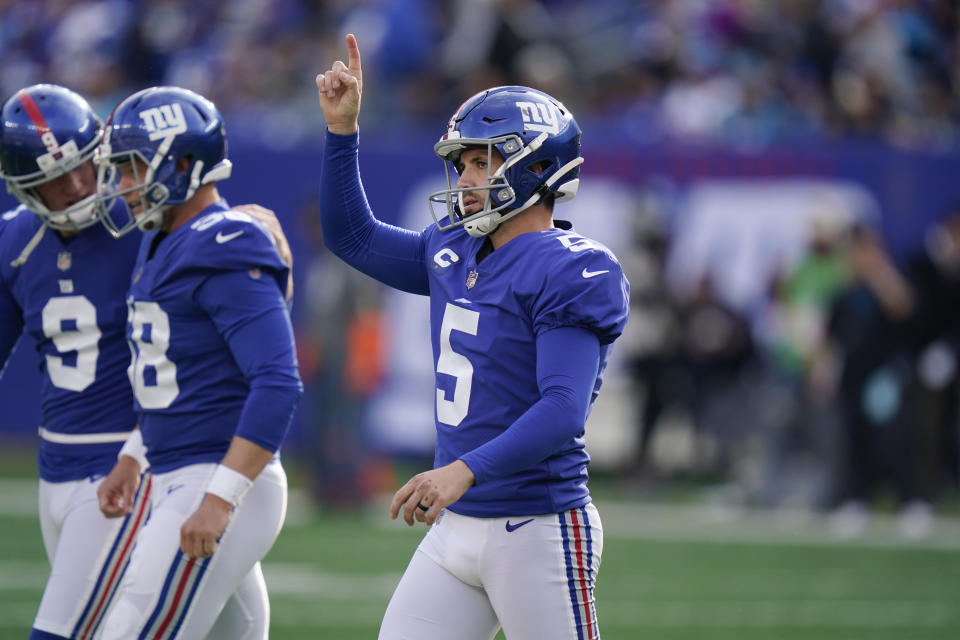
left=126, top=200, right=296, bottom=472
left=317, top=61, right=628, bottom=637
left=0, top=205, right=140, bottom=482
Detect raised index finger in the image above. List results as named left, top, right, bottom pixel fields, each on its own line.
left=345, top=33, right=361, bottom=74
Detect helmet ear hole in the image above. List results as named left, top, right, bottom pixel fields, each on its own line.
left=527, top=160, right=553, bottom=176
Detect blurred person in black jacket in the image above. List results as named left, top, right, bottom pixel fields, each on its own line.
left=816, top=224, right=919, bottom=538
left=901, top=206, right=960, bottom=527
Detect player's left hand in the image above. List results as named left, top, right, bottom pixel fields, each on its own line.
left=180, top=494, right=232, bottom=558
left=234, top=203, right=294, bottom=301
left=390, top=459, right=475, bottom=526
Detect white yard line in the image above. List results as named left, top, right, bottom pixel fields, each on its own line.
left=0, top=561, right=47, bottom=589
left=1, top=478, right=958, bottom=550
left=261, top=564, right=401, bottom=599
left=598, top=501, right=960, bottom=550
left=0, top=478, right=37, bottom=517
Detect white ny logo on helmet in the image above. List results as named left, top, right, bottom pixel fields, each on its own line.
left=139, top=103, right=187, bottom=142
left=516, top=101, right=560, bottom=135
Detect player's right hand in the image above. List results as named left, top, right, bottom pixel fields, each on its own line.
left=316, top=33, right=362, bottom=135
left=180, top=494, right=232, bottom=558
left=97, top=456, right=141, bottom=517
left=390, top=459, right=475, bottom=527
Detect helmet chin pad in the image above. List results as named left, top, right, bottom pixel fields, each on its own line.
left=464, top=213, right=500, bottom=238
left=41, top=194, right=100, bottom=231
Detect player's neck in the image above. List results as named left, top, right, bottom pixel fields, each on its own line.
left=489, top=205, right=553, bottom=250
left=162, top=185, right=221, bottom=233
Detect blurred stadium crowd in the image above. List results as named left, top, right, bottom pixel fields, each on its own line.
left=621, top=200, right=960, bottom=539
left=0, top=0, right=957, bottom=146
left=1, top=0, right=959, bottom=540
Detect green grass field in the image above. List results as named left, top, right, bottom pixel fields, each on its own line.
left=1, top=472, right=959, bottom=639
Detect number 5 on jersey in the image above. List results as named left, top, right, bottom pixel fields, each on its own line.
left=436, top=303, right=479, bottom=426
left=128, top=301, right=179, bottom=408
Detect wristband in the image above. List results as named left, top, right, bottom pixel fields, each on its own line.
left=118, top=429, right=149, bottom=472
left=205, top=465, right=253, bottom=507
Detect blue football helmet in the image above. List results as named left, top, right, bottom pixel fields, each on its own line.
left=95, top=86, right=232, bottom=237
left=0, top=84, right=103, bottom=231
left=428, top=86, right=583, bottom=238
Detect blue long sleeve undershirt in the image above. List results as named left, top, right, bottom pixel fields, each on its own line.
left=319, top=130, right=429, bottom=294
left=196, top=269, right=303, bottom=453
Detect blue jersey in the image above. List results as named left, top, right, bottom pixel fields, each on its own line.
left=422, top=223, right=628, bottom=516
left=128, top=200, right=301, bottom=473
left=319, top=131, right=629, bottom=517
left=0, top=205, right=140, bottom=482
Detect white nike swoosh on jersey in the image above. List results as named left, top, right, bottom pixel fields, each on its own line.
left=581, top=268, right=610, bottom=279
left=216, top=230, right=244, bottom=244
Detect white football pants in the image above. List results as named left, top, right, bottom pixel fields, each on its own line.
left=101, top=460, right=287, bottom=640
left=33, top=473, right=151, bottom=638
left=379, top=502, right=603, bottom=640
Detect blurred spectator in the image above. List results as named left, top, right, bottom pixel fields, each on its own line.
left=676, top=273, right=755, bottom=477
left=295, top=196, right=390, bottom=510
left=815, top=223, right=920, bottom=538
left=903, top=206, right=960, bottom=512
left=619, top=194, right=682, bottom=478
left=753, top=212, right=851, bottom=510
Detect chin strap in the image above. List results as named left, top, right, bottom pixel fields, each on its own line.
left=10, top=223, right=47, bottom=267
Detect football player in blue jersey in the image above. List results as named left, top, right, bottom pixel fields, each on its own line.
left=316, top=35, right=629, bottom=640
left=92, top=86, right=302, bottom=640
left=0, top=84, right=152, bottom=640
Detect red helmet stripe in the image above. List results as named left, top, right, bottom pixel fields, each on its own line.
left=16, top=90, right=53, bottom=141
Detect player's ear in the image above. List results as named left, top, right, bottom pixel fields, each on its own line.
left=175, top=156, right=192, bottom=173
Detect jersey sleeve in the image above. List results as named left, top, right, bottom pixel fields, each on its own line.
left=194, top=268, right=303, bottom=452
left=531, top=248, right=630, bottom=346
left=170, top=210, right=290, bottom=295
left=319, top=129, right=430, bottom=294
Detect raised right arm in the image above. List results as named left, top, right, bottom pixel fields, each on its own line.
left=319, top=131, right=429, bottom=294
left=317, top=34, right=429, bottom=295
